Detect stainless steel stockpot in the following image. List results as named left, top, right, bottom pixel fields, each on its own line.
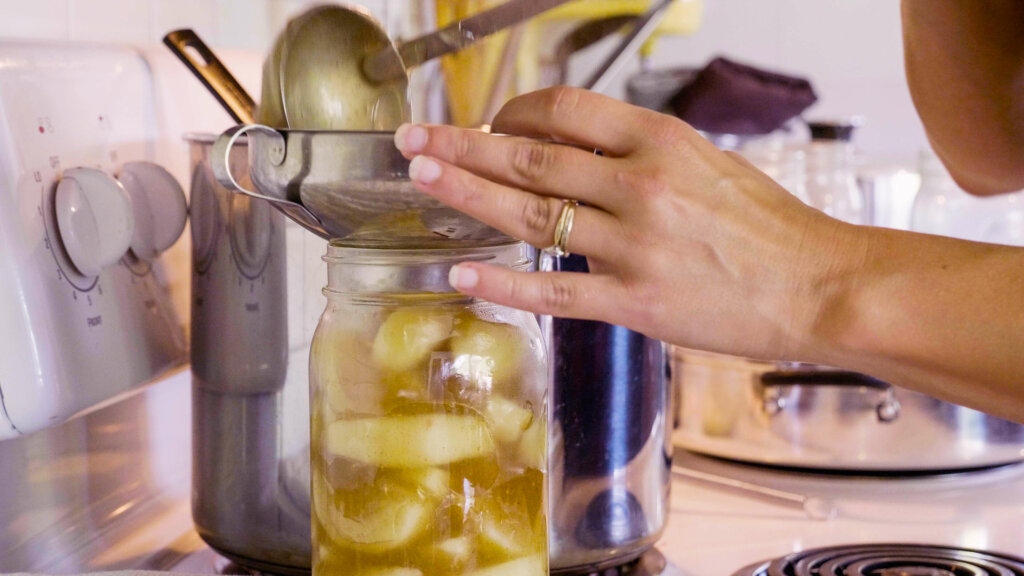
left=671, top=348, right=1024, bottom=472
left=546, top=254, right=672, bottom=573
left=188, top=133, right=311, bottom=575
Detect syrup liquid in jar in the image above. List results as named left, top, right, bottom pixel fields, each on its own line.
left=310, top=237, right=548, bottom=576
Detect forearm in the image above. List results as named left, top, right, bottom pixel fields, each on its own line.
left=808, top=226, right=1024, bottom=422
left=901, top=0, right=1024, bottom=195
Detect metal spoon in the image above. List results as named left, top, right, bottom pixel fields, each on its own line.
left=163, top=29, right=256, bottom=123
left=362, top=0, right=575, bottom=84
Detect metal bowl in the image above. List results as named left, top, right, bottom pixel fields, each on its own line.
left=671, top=347, right=1024, bottom=472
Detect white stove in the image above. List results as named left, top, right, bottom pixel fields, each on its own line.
left=658, top=450, right=1024, bottom=575
left=731, top=543, right=1024, bottom=576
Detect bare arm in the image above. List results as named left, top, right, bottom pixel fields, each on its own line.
left=394, top=88, right=1024, bottom=423
left=808, top=226, right=1024, bottom=423
left=902, top=0, right=1024, bottom=195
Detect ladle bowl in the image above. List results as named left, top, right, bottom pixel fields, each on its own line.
left=257, top=5, right=409, bottom=130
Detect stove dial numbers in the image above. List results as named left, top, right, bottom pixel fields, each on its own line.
left=118, top=162, right=187, bottom=261
left=54, top=167, right=134, bottom=277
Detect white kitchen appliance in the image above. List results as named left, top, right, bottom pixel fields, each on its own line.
left=0, top=42, right=188, bottom=439
left=0, top=41, right=197, bottom=573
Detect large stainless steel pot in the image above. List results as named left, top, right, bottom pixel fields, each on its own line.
left=546, top=254, right=672, bottom=573
left=671, top=347, right=1024, bottom=472
left=188, top=133, right=311, bottom=575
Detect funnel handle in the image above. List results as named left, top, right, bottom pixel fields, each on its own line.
left=212, top=124, right=283, bottom=201
left=212, top=125, right=332, bottom=239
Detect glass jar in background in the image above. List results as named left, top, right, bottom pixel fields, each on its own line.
left=856, top=163, right=920, bottom=230
left=910, top=148, right=979, bottom=238
left=910, top=147, right=1024, bottom=245
left=976, top=192, right=1024, bottom=246
left=740, top=136, right=808, bottom=204
left=803, top=120, right=867, bottom=225
left=309, top=238, right=548, bottom=576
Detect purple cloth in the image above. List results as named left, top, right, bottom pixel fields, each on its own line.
left=667, top=56, right=818, bottom=135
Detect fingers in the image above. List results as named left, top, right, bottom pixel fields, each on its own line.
left=395, top=122, right=625, bottom=211
left=491, top=87, right=659, bottom=156
left=408, top=155, right=624, bottom=261
left=447, top=261, right=630, bottom=324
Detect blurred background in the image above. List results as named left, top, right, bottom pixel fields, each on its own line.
left=0, top=0, right=924, bottom=161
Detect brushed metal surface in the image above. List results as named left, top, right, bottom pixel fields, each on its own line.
left=672, top=348, right=1024, bottom=471
left=546, top=254, right=673, bottom=573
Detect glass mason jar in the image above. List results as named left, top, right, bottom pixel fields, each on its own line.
left=803, top=121, right=866, bottom=225
left=309, top=237, right=548, bottom=576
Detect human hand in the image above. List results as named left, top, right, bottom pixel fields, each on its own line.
left=394, top=87, right=867, bottom=361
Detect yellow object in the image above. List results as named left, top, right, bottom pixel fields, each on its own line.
left=465, top=555, right=547, bottom=576
left=326, top=414, right=497, bottom=467
left=436, top=0, right=512, bottom=126
left=517, top=0, right=703, bottom=94
left=312, top=472, right=433, bottom=552
left=540, top=0, right=703, bottom=57
left=484, top=395, right=534, bottom=444
left=449, top=314, right=527, bottom=392
left=434, top=0, right=702, bottom=124
left=539, top=0, right=702, bottom=32
left=371, top=307, right=455, bottom=371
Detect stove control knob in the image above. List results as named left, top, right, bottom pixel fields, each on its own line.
left=55, top=167, right=135, bottom=277
left=118, top=162, right=187, bottom=261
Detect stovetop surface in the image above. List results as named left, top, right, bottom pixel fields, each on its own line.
left=732, top=543, right=1024, bottom=576
left=89, top=447, right=1024, bottom=576
left=658, top=450, right=1024, bottom=575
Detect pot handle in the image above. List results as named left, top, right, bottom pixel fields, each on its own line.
left=758, top=371, right=902, bottom=423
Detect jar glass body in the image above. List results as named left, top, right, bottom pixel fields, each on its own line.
left=309, top=239, right=548, bottom=576
left=804, top=140, right=866, bottom=225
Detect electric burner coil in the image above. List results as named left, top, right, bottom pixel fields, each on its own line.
left=734, top=544, right=1024, bottom=576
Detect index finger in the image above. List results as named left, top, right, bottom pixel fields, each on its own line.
left=492, top=87, right=656, bottom=157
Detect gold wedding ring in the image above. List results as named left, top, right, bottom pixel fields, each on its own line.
left=544, top=200, right=578, bottom=258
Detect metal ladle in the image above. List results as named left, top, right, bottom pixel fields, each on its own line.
left=258, top=0, right=574, bottom=130
left=195, top=1, right=679, bottom=240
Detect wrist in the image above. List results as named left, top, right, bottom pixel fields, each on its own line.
left=791, top=219, right=876, bottom=366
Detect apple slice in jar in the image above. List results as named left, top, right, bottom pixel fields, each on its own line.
left=316, top=546, right=424, bottom=576
left=326, top=413, right=496, bottom=468
left=465, top=555, right=546, bottom=576
left=414, top=536, right=474, bottom=573
left=514, top=416, right=546, bottom=470
left=484, top=396, right=534, bottom=445
left=386, top=466, right=450, bottom=499
left=450, top=315, right=526, bottom=393
left=473, top=470, right=546, bottom=562
left=312, top=326, right=383, bottom=416
left=372, top=307, right=454, bottom=372
left=356, top=569, right=424, bottom=576
left=312, top=471, right=432, bottom=553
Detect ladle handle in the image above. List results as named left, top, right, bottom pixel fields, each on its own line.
left=163, top=29, right=256, bottom=124
left=363, top=0, right=574, bottom=83
left=583, top=0, right=676, bottom=93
